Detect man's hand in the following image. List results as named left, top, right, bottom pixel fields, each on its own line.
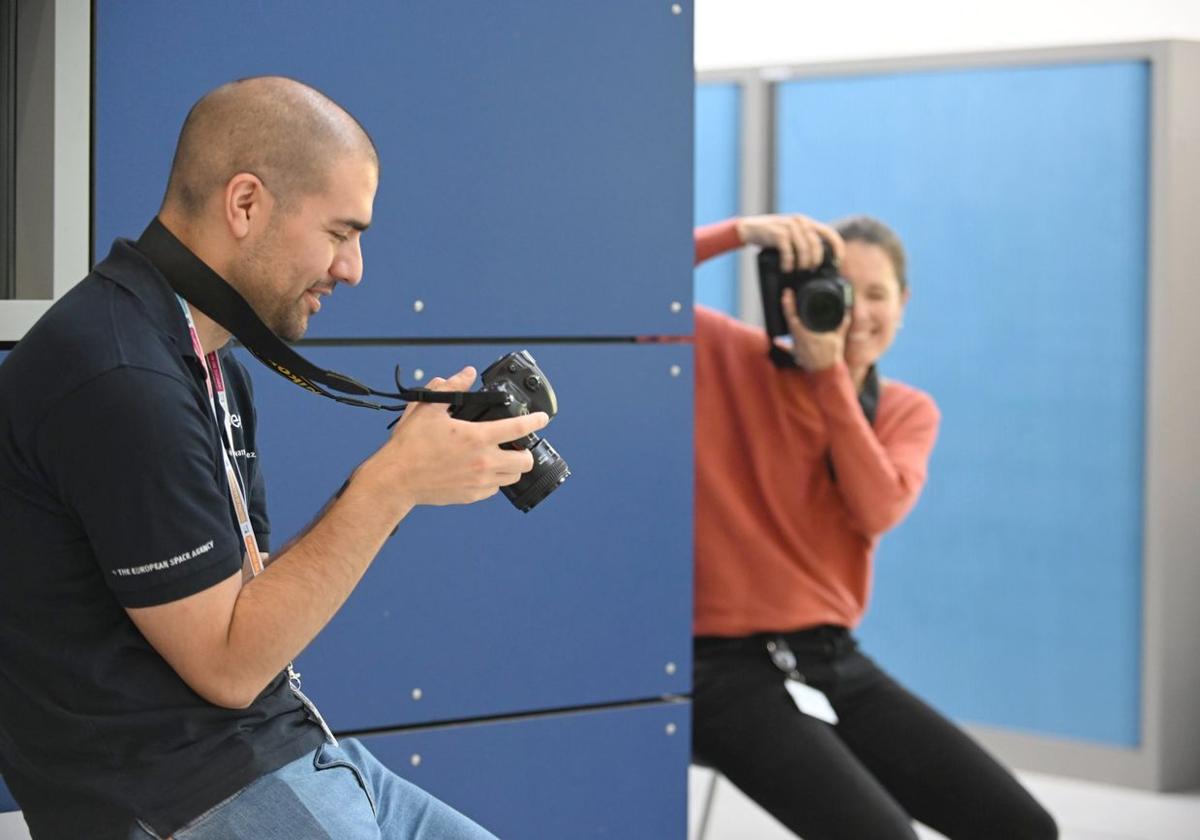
left=735, top=214, right=846, bottom=273
left=780, top=287, right=849, bottom=372
left=363, top=365, right=550, bottom=512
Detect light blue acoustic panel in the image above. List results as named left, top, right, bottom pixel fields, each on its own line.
left=694, top=83, right=740, bottom=314
left=237, top=343, right=692, bottom=731
left=776, top=61, right=1148, bottom=746
left=359, top=701, right=689, bottom=840
left=93, top=0, right=694, bottom=338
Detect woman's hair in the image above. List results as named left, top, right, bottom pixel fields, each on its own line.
left=833, top=216, right=907, bottom=292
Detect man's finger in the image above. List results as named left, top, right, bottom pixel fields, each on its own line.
left=426, top=366, right=476, bottom=393
left=472, top=411, right=550, bottom=446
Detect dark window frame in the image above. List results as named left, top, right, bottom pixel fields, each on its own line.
left=0, top=0, right=16, bottom=299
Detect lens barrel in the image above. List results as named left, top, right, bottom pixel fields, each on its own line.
left=502, top=436, right=571, bottom=512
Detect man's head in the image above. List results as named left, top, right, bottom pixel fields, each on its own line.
left=160, top=76, right=379, bottom=340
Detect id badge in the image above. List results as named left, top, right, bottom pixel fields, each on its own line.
left=784, top=678, right=839, bottom=725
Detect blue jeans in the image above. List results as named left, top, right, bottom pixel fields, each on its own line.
left=133, top=739, right=499, bottom=840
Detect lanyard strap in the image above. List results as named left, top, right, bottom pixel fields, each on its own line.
left=176, top=296, right=265, bottom=577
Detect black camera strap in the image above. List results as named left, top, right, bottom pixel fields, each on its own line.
left=136, top=218, right=506, bottom=412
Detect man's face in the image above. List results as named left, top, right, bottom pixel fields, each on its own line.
left=231, top=154, right=378, bottom=341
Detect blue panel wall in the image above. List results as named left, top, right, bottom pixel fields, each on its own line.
left=237, top=344, right=692, bottom=730
left=776, top=61, right=1149, bottom=745
left=361, top=702, right=688, bottom=839
left=82, top=0, right=695, bottom=832
left=93, top=0, right=694, bottom=338
left=694, top=84, right=740, bottom=315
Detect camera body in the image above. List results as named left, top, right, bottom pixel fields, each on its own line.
left=450, top=350, right=570, bottom=512
left=757, top=246, right=854, bottom=337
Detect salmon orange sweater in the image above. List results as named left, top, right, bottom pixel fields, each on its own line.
left=693, top=220, right=940, bottom=636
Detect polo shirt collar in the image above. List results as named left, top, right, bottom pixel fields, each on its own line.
left=92, top=223, right=197, bottom=360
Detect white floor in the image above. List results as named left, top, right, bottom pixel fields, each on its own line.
left=2, top=770, right=1198, bottom=839
left=686, top=766, right=1200, bottom=840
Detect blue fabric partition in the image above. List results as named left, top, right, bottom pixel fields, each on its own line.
left=776, top=61, right=1149, bottom=746
left=694, top=83, right=741, bottom=314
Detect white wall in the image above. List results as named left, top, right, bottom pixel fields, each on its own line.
left=695, top=0, right=1200, bottom=70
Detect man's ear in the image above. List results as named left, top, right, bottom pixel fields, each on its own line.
left=224, top=172, right=270, bottom=241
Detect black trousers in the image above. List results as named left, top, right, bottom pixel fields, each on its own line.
left=693, top=628, right=1058, bottom=840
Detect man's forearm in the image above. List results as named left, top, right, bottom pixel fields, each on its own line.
left=218, top=467, right=410, bottom=706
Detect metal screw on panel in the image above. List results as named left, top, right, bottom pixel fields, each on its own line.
left=411, top=688, right=423, bottom=701
left=665, top=723, right=677, bottom=736
left=671, top=3, right=682, bottom=14
left=665, top=661, right=677, bottom=675
left=525, top=375, right=541, bottom=390
left=413, top=300, right=425, bottom=313
left=413, top=369, right=425, bottom=381
left=410, top=754, right=422, bottom=767
left=669, top=365, right=682, bottom=378
left=670, top=301, right=683, bottom=313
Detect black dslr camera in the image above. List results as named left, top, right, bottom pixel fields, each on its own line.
left=757, top=246, right=854, bottom=338
left=450, top=350, right=570, bottom=512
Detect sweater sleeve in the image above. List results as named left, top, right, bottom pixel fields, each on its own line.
left=807, top=363, right=940, bottom=538
left=695, top=219, right=743, bottom=266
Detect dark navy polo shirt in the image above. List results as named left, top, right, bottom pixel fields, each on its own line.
left=0, top=237, right=323, bottom=839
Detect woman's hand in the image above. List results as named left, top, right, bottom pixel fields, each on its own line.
left=780, top=287, right=849, bottom=371
left=735, top=214, right=845, bottom=273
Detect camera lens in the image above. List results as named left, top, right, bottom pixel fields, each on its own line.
left=797, top=278, right=851, bottom=332
left=503, top=437, right=571, bottom=512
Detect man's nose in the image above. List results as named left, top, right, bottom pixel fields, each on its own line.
left=333, top=239, right=364, bottom=286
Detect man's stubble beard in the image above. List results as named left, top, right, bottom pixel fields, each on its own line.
left=227, top=239, right=309, bottom=343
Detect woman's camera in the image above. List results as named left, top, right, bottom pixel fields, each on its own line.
left=757, top=246, right=854, bottom=335
left=450, top=350, right=570, bottom=512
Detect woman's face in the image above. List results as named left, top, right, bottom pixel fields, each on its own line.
left=840, top=240, right=909, bottom=371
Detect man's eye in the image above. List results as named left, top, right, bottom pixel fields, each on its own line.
left=330, top=231, right=349, bottom=243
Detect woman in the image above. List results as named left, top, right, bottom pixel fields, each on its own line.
left=691, top=214, right=1057, bottom=839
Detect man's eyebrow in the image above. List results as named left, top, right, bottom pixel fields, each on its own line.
left=334, top=218, right=371, bottom=232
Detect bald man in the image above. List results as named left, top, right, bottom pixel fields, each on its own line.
left=0, top=77, right=534, bottom=839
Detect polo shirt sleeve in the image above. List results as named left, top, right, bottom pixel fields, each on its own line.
left=35, top=365, right=243, bottom=608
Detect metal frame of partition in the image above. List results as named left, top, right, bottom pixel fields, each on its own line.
left=0, top=0, right=90, bottom=340
left=0, top=0, right=15, bottom=300
left=699, top=40, right=1200, bottom=791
